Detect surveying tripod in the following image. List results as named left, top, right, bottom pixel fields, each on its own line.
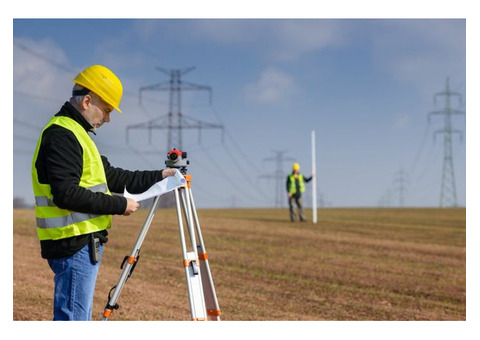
left=102, top=149, right=221, bottom=321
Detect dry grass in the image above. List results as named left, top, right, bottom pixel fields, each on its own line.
left=13, top=207, right=465, bottom=321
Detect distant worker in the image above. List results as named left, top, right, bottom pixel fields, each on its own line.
left=286, top=163, right=313, bottom=222
left=31, top=65, right=176, bottom=321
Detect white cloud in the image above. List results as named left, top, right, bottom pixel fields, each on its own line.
left=183, top=19, right=348, bottom=61
left=13, top=37, right=73, bottom=121
left=13, top=37, right=71, bottom=95
left=243, top=67, right=297, bottom=104
left=269, top=20, right=347, bottom=61
left=369, top=20, right=465, bottom=97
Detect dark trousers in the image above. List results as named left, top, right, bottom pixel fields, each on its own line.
left=288, top=195, right=306, bottom=222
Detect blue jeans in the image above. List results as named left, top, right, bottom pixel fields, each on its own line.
left=47, top=241, right=104, bottom=320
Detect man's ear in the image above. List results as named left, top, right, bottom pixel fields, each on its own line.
left=81, top=94, right=93, bottom=111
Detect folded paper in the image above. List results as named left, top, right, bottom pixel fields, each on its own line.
left=123, top=169, right=186, bottom=202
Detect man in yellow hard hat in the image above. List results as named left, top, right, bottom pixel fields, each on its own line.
left=286, top=163, right=313, bottom=222
left=31, top=65, right=176, bottom=320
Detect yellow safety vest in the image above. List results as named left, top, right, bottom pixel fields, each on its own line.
left=288, top=174, right=305, bottom=195
left=31, top=116, right=112, bottom=241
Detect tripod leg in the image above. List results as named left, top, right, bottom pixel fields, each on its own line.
left=102, top=195, right=161, bottom=320
left=182, top=186, right=199, bottom=255
left=174, top=188, right=207, bottom=320
left=179, top=188, right=194, bottom=246
left=188, top=187, right=221, bottom=320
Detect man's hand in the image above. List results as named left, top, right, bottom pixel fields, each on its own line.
left=123, top=198, right=140, bottom=216
left=162, top=168, right=176, bottom=178
left=288, top=193, right=292, bottom=198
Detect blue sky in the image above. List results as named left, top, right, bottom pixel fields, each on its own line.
left=5, top=2, right=480, bottom=337
left=11, top=16, right=467, bottom=208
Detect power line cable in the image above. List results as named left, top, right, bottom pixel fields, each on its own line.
left=208, top=105, right=264, bottom=174
left=138, top=143, right=230, bottom=204
left=196, top=104, right=269, bottom=197
left=13, top=39, right=76, bottom=73
left=408, top=121, right=431, bottom=177
left=122, top=143, right=235, bottom=205
left=188, top=149, right=229, bottom=179
left=209, top=104, right=292, bottom=205
left=199, top=143, right=265, bottom=204
left=414, top=137, right=440, bottom=184
left=220, top=140, right=271, bottom=201
left=14, top=40, right=166, bottom=107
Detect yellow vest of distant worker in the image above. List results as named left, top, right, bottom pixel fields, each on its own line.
left=288, top=174, right=305, bottom=195
left=31, top=116, right=112, bottom=241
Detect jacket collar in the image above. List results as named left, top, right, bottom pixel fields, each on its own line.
left=56, top=101, right=95, bottom=134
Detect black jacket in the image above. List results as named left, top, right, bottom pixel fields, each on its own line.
left=35, top=102, right=165, bottom=259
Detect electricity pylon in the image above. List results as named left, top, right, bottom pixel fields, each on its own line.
left=126, top=67, right=223, bottom=154
left=260, top=150, right=295, bottom=208
left=126, top=67, right=223, bottom=208
left=428, top=77, right=465, bottom=207
left=393, top=167, right=409, bottom=207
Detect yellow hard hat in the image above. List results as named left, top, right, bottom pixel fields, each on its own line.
left=72, top=65, right=123, bottom=113
left=293, top=163, right=300, bottom=171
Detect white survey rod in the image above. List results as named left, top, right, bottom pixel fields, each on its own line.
left=312, top=130, right=317, bottom=224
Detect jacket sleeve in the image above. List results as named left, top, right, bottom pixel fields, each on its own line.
left=102, top=156, right=164, bottom=194
left=303, top=175, right=313, bottom=183
left=43, top=128, right=127, bottom=215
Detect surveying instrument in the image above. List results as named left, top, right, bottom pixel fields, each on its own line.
left=102, top=149, right=221, bottom=321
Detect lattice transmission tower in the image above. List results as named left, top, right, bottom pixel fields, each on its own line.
left=428, top=78, right=465, bottom=207
left=126, top=67, right=223, bottom=208
left=260, top=150, right=295, bottom=208
left=126, top=67, right=223, bottom=154
left=393, top=167, right=409, bottom=207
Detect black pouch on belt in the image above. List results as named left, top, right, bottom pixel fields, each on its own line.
left=89, top=233, right=101, bottom=264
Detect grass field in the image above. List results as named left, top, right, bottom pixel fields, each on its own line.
left=13, top=207, right=466, bottom=321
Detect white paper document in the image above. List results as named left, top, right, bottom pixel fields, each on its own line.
left=123, top=169, right=186, bottom=202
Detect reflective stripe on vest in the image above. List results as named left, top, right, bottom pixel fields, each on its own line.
left=31, top=116, right=112, bottom=241
left=34, top=183, right=108, bottom=208
left=288, top=174, right=305, bottom=195
left=35, top=182, right=108, bottom=229
left=36, top=212, right=103, bottom=229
